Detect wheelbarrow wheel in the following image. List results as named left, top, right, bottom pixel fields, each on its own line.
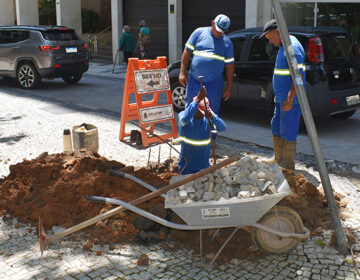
left=251, top=206, right=304, bottom=254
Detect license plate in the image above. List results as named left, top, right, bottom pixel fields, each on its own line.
left=346, top=94, right=360, bottom=106
left=65, top=47, right=77, bottom=53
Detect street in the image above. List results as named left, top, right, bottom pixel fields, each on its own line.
left=0, top=63, right=360, bottom=280
left=1, top=64, right=360, bottom=166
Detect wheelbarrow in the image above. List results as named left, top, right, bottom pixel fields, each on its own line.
left=87, top=163, right=310, bottom=264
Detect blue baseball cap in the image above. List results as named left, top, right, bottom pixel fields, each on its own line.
left=214, top=14, right=230, bottom=33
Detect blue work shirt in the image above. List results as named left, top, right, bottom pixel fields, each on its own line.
left=178, top=100, right=226, bottom=174
left=185, top=27, right=234, bottom=83
left=273, top=35, right=306, bottom=103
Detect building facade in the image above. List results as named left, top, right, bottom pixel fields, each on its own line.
left=1, top=0, right=359, bottom=63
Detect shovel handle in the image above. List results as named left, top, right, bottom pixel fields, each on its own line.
left=86, top=195, right=107, bottom=204
left=109, top=169, right=125, bottom=178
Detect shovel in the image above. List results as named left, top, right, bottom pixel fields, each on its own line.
left=39, top=156, right=237, bottom=255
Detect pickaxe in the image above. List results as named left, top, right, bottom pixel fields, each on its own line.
left=198, top=75, right=217, bottom=164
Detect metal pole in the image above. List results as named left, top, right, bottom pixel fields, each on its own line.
left=271, top=0, right=348, bottom=255
left=314, top=1, right=318, bottom=27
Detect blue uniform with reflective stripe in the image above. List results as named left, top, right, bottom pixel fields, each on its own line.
left=271, top=35, right=305, bottom=141
left=178, top=100, right=226, bottom=174
left=184, top=27, right=234, bottom=115
left=273, top=35, right=305, bottom=103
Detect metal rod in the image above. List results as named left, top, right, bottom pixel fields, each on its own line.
left=129, top=120, right=188, bottom=174
left=211, top=229, right=220, bottom=241
left=271, top=0, right=348, bottom=254
left=157, top=146, right=161, bottom=174
left=147, top=148, right=152, bottom=169
left=211, top=228, right=240, bottom=265
left=112, top=49, right=120, bottom=73
left=109, top=169, right=165, bottom=198
left=200, top=230, right=203, bottom=265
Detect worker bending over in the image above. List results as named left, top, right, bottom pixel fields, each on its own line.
left=178, top=87, right=226, bottom=174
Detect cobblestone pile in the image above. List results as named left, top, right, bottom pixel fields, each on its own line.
left=166, top=156, right=282, bottom=205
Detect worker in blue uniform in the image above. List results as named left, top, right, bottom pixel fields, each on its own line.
left=178, top=14, right=234, bottom=115
left=260, top=19, right=306, bottom=171
left=178, top=87, right=226, bottom=174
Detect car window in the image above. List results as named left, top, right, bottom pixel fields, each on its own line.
left=0, top=30, right=12, bottom=44
left=231, top=37, right=246, bottom=61
left=324, top=35, right=358, bottom=59
left=0, top=30, right=30, bottom=44
left=41, top=30, right=79, bottom=41
left=11, top=30, right=30, bottom=43
left=249, top=39, right=277, bottom=62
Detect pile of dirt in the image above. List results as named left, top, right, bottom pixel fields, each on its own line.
left=0, top=151, right=346, bottom=262
left=280, top=169, right=347, bottom=233
left=0, top=150, right=172, bottom=244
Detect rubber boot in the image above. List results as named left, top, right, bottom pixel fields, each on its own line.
left=262, top=135, right=284, bottom=164
left=281, top=140, right=296, bottom=171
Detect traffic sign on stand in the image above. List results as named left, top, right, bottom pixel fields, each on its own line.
left=119, top=57, right=178, bottom=147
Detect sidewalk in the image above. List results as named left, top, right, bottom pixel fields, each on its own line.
left=86, top=61, right=127, bottom=80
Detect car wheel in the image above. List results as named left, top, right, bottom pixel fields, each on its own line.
left=330, top=109, right=357, bottom=120
left=171, top=81, right=186, bottom=112
left=17, top=63, right=41, bottom=89
left=62, top=73, right=83, bottom=84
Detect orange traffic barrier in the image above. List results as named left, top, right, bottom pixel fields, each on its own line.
left=119, top=57, right=178, bottom=147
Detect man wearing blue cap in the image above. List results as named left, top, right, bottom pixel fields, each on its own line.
left=179, top=14, right=234, bottom=115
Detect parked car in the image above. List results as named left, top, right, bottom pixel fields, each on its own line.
left=0, top=25, right=89, bottom=89
left=168, top=26, right=360, bottom=119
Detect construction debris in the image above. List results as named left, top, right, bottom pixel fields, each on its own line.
left=166, top=156, right=283, bottom=204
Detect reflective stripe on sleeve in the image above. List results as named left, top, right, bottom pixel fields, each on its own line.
left=224, top=57, right=234, bottom=63
left=274, top=64, right=306, bottom=76
left=178, top=136, right=211, bottom=146
left=185, top=42, right=195, bottom=51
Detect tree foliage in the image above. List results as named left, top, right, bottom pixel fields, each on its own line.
left=39, top=0, right=56, bottom=25
left=82, top=9, right=101, bottom=33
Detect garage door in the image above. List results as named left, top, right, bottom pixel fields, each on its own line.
left=182, top=0, right=245, bottom=46
left=123, top=0, right=168, bottom=60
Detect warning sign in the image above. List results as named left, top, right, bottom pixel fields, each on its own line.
left=140, top=105, right=174, bottom=124
left=201, top=207, right=230, bottom=219
left=134, top=69, right=170, bottom=93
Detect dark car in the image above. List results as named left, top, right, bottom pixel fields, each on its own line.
left=0, top=25, right=89, bottom=89
left=168, top=26, right=360, bottom=119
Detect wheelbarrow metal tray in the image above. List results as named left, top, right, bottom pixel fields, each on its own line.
left=165, top=178, right=291, bottom=227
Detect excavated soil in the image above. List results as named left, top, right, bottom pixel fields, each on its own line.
left=0, top=151, right=347, bottom=262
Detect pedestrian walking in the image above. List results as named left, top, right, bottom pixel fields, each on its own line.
left=177, top=87, right=226, bottom=175
left=260, top=19, right=306, bottom=171
left=119, top=25, right=135, bottom=65
left=178, top=14, right=234, bottom=115
left=137, top=19, right=151, bottom=59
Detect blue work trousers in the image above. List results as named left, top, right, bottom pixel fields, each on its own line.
left=185, top=75, right=224, bottom=115
left=271, top=102, right=302, bottom=141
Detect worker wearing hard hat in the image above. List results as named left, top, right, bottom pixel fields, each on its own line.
left=179, top=14, right=235, bottom=115
left=260, top=19, right=306, bottom=171
left=177, top=87, right=226, bottom=175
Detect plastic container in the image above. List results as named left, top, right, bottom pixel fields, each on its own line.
left=63, top=128, right=73, bottom=152
left=72, top=123, right=99, bottom=153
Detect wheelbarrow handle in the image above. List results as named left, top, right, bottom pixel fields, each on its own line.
left=86, top=195, right=107, bottom=204
left=109, top=169, right=125, bottom=178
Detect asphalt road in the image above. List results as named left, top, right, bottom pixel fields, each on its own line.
left=1, top=74, right=359, bottom=165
